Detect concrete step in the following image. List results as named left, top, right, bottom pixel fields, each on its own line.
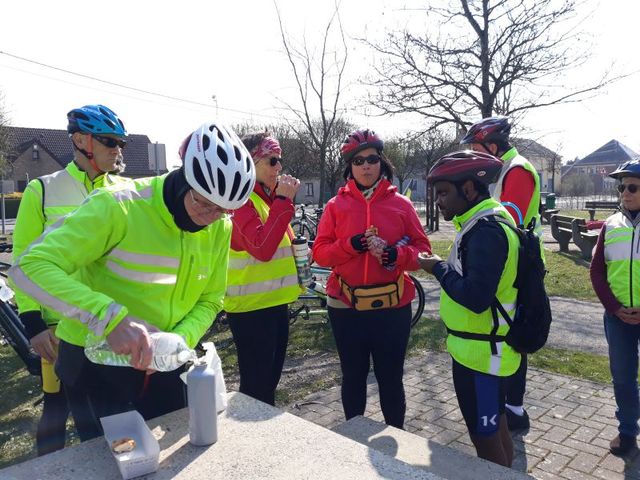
left=332, top=416, right=533, bottom=480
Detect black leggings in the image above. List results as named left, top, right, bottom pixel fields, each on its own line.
left=505, top=353, right=527, bottom=406
left=228, top=304, right=289, bottom=406
left=36, top=390, right=69, bottom=456
left=328, top=304, right=411, bottom=429
left=56, top=341, right=187, bottom=442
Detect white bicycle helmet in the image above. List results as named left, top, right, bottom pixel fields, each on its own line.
left=180, top=122, right=256, bottom=210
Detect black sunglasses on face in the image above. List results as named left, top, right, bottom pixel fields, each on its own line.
left=351, top=154, right=381, bottom=166
left=93, top=134, right=127, bottom=149
left=618, top=184, right=640, bottom=194
left=267, top=157, right=282, bottom=167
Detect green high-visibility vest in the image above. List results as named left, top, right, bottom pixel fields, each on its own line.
left=440, top=198, right=522, bottom=377
left=12, top=162, right=129, bottom=326
left=224, top=192, right=302, bottom=313
left=11, top=175, right=231, bottom=348
left=604, top=212, right=640, bottom=307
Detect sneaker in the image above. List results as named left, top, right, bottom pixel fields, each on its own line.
left=610, top=434, right=637, bottom=456
left=506, top=408, right=530, bottom=431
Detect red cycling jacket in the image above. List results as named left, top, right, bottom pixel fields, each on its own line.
left=312, top=178, right=431, bottom=307
left=230, top=183, right=295, bottom=261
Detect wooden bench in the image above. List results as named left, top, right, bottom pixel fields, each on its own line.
left=584, top=200, right=619, bottom=221
left=550, top=214, right=577, bottom=252
left=540, top=207, right=559, bottom=224
left=571, top=219, right=600, bottom=260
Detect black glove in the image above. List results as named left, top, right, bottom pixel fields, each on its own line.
left=381, top=246, right=398, bottom=266
left=19, top=310, right=48, bottom=340
left=350, top=233, right=368, bottom=253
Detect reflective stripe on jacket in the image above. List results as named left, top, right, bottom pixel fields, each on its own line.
left=604, top=211, right=640, bottom=308
left=224, top=191, right=301, bottom=313
left=12, top=162, right=128, bottom=325
left=9, top=174, right=231, bottom=348
left=440, top=198, right=521, bottom=377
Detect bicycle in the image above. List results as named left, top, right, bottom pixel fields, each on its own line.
left=290, top=204, right=322, bottom=240
left=206, top=265, right=426, bottom=352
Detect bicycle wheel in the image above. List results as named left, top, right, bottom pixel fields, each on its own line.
left=291, top=220, right=315, bottom=240
left=409, top=275, right=426, bottom=328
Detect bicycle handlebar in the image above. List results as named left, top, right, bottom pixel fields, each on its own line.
left=0, top=300, right=41, bottom=376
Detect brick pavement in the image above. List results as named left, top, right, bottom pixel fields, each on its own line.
left=287, top=351, right=640, bottom=480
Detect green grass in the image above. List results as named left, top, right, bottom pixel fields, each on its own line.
left=422, top=240, right=596, bottom=302
left=0, top=347, right=45, bottom=469
left=529, top=347, right=612, bottom=384
left=558, top=209, right=591, bottom=220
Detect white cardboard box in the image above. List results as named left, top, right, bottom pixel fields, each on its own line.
left=100, top=410, right=160, bottom=479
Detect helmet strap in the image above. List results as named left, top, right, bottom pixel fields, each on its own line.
left=72, top=135, right=104, bottom=178
left=480, top=143, right=494, bottom=155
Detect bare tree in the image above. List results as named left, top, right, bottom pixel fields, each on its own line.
left=0, top=92, right=10, bottom=177
left=274, top=1, right=348, bottom=206
left=366, top=0, right=622, bottom=132
left=545, top=144, right=563, bottom=194
left=384, top=138, right=424, bottom=194
left=419, top=130, right=457, bottom=231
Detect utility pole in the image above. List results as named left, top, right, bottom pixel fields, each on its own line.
left=154, top=142, right=160, bottom=176
left=1, top=173, right=5, bottom=236
left=211, top=95, right=219, bottom=118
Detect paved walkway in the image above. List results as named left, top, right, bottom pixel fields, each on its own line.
left=287, top=351, right=638, bottom=480
left=285, top=221, right=636, bottom=479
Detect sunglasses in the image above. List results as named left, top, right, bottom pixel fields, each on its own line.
left=617, top=184, right=640, bottom=194
left=351, top=154, right=381, bottom=166
left=267, top=157, right=282, bottom=167
left=93, top=134, right=127, bottom=149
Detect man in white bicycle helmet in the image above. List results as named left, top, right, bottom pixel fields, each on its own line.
left=10, top=121, right=255, bottom=442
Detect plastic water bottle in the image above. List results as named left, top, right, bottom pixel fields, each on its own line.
left=187, top=361, right=218, bottom=446
left=292, top=236, right=312, bottom=286
left=84, top=331, right=196, bottom=372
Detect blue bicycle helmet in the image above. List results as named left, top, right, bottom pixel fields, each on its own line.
left=609, top=160, right=640, bottom=179
left=67, top=104, right=127, bottom=137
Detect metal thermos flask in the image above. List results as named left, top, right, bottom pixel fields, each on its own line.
left=187, top=362, right=218, bottom=446
left=292, top=236, right=312, bottom=285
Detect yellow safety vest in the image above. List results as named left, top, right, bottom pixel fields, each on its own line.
left=440, top=198, right=521, bottom=377
left=224, top=192, right=302, bottom=313
left=604, top=212, right=640, bottom=308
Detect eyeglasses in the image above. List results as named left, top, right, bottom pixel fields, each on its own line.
left=267, top=157, right=282, bottom=167
left=617, top=184, right=640, bottom=194
left=93, top=135, right=126, bottom=149
left=189, top=190, right=233, bottom=216
left=351, top=154, right=381, bottom=166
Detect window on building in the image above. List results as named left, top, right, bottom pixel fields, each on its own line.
left=32, top=144, right=40, bottom=160
left=305, top=182, right=314, bottom=197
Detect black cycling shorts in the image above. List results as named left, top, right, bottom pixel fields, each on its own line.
left=452, top=358, right=506, bottom=437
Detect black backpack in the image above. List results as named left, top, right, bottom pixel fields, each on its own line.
left=449, top=216, right=552, bottom=355
left=491, top=216, right=552, bottom=354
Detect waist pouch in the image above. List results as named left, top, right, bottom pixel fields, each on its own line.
left=339, top=274, right=404, bottom=311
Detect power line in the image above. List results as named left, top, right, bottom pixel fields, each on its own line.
left=0, top=50, right=283, bottom=120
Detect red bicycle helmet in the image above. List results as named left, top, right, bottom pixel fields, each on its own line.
left=340, top=129, right=384, bottom=162
left=460, top=117, right=511, bottom=145
left=428, top=150, right=503, bottom=185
